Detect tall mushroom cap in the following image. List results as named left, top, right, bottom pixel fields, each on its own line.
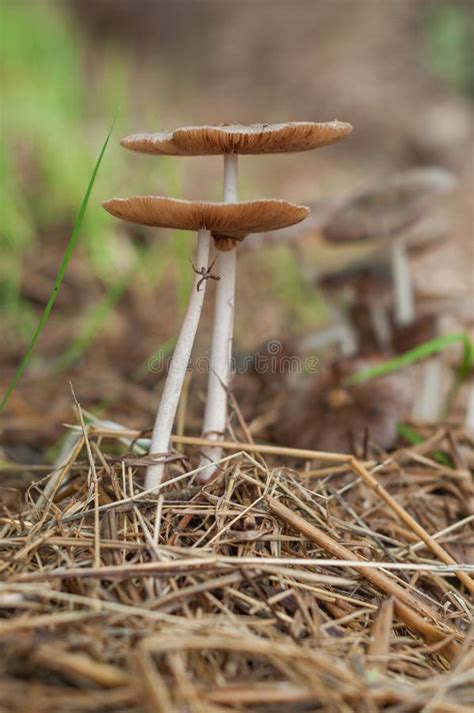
left=102, top=196, right=310, bottom=245
left=121, top=121, right=352, bottom=156
left=322, top=168, right=456, bottom=245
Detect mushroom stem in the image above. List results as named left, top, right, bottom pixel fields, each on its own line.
left=414, top=356, right=443, bottom=423
left=199, top=154, right=238, bottom=481
left=466, top=379, right=474, bottom=432
left=323, top=299, right=358, bottom=357
left=223, top=153, right=239, bottom=203
left=338, top=322, right=358, bottom=357
left=369, top=303, right=392, bottom=350
left=390, top=239, right=415, bottom=325
left=145, top=228, right=211, bottom=490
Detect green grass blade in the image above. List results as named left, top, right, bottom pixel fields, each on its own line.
left=0, top=120, right=115, bottom=412
left=345, top=332, right=474, bottom=387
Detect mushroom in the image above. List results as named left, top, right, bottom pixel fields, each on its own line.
left=308, top=277, right=450, bottom=424
left=103, top=195, right=309, bottom=488
left=273, top=357, right=414, bottom=455
left=322, top=168, right=456, bottom=326
left=122, top=122, right=352, bottom=480
left=314, top=264, right=393, bottom=354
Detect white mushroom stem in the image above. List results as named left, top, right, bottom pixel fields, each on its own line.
left=466, top=379, right=474, bottom=432
left=337, top=321, right=358, bottom=358
left=369, top=303, right=392, bottom=350
left=323, top=299, right=358, bottom=356
left=145, top=229, right=211, bottom=490
left=414, top=356, right=443, bottom=423
left=390, top=238, right=415, bottom=325
left=199, top=154, right=238, bottom=482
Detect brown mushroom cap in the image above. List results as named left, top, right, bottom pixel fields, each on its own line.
left=322, top=168, right=456, bottom=245
left=102, top=196, right=310, bottom=244
left=121, top=121, right=352, bottom=156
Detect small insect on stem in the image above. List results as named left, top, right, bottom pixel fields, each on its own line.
left=191, top=258, right=221, bottom=292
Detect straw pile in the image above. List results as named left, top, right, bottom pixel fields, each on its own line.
left=0, top=416, right=473, bottom=712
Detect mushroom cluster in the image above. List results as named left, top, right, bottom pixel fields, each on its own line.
left=321, top=167, right=456, bottom=330
left=259, top=166, right=458, bottom=450
left=104, top=121, right=352, bottom=489
left=319, top=168, right=457, bottom=425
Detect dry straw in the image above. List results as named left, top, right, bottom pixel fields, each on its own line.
left=1, top=411, right=473, bottom=713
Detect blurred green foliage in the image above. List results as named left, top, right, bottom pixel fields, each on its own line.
left=424, top=1, right=474, bottom=98
left=0, top=120, right=115, bottom=412
left=1, top=1, right=113, bottom=317
left=0, top=0, right=194, bottom=373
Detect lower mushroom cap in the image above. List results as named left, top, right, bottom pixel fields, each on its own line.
left=102, top=196, right=310, bottom=239
left=121, top=121, right=352, bottom=156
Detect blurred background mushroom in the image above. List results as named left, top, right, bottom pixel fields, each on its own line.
left=320, top=167, right=457, bottom=327
left=240, top=163, right=462, bottom=432
left=315, top=265, right=393, bottom=354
